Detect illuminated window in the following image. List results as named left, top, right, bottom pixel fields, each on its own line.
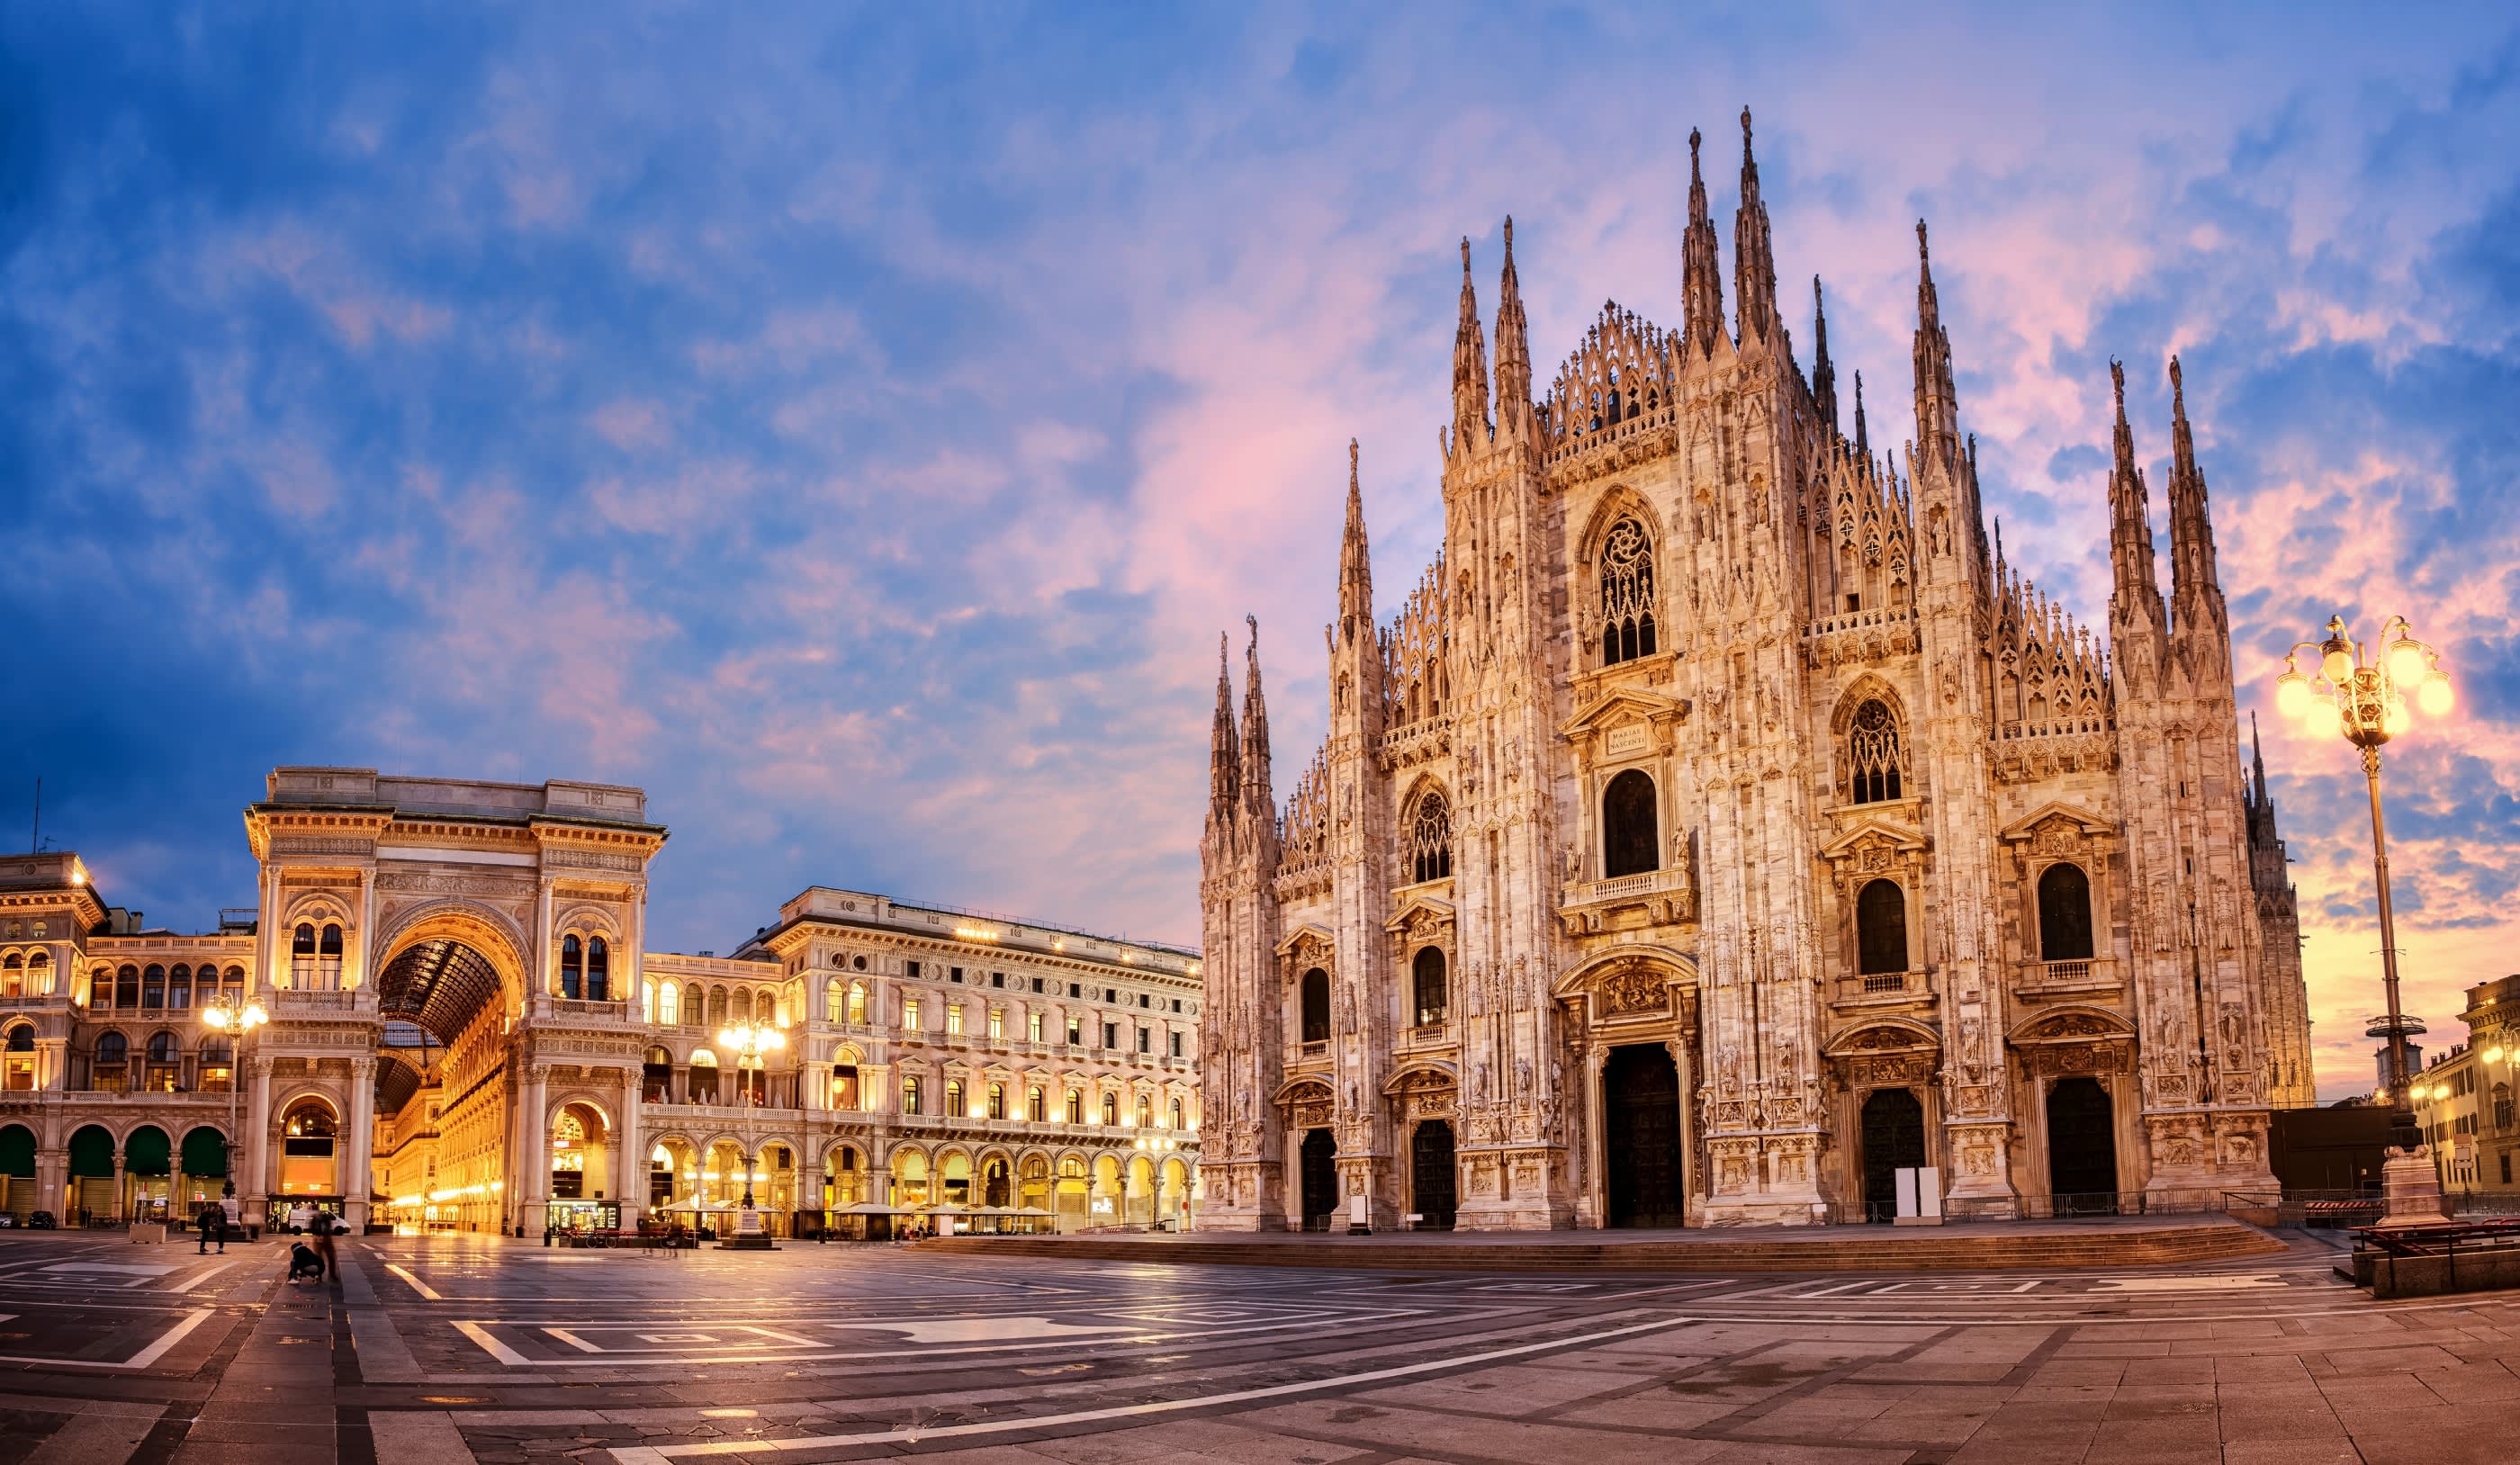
left=948, top=1005, right=965, bottom=1038
left=904, top=999, right=922, bottom=1032
left=987, top=1009, right=1004, bottom=1041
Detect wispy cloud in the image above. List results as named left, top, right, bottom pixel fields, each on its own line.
left=3, top=4, right=2517, bottom=1087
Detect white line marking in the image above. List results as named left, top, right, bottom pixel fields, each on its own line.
left=741, top=1326, right=824, bottom=1347
left=456, top=1307, right=1442, bottom=1369
left=385, top=1263, right=444, bottom=1300
left=0, top=1308, right=214, bottom=1371
left=603, top=1309, right=1696, bottom=1462
left=124, top=1308, right=213, bottom=1369
left=544, top=1327, right=606, bottom=1353
left=452, top=1320, right=532, bottom=1366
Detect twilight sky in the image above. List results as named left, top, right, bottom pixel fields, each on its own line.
left=4, top=4, right=2517, bottom=1099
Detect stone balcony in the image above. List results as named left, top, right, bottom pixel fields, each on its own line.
left=1829, top=968, right=1935, bottom=1012
left=265, top=987, right=368, bottom=1017
left=1558, top=866, right=1694, bottom=934
left=2013, top=957, right=2122, bottom=1000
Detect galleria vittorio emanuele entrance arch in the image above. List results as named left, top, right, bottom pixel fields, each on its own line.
left=242, top=768, right=663, bottom=1234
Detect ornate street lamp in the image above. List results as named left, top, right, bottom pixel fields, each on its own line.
left=715, top=1021, right=785, bottom=1208
left=2274, top=614, right=2452, bottom=1125
left=198, top=991, right=268, bottom=1199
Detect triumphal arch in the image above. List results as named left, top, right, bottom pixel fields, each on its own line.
left=244, top=768, right=662, bottom=1234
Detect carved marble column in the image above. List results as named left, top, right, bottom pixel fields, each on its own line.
left=243, top=1056, right=274, bottom=1216
left=343, top=1056, right=377, bottom=1231
left=1583, top=1042, right=1607, bottom=1228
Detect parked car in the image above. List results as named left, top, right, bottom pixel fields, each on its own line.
left=0, top=1212, right=15, bottom=1228
left=28, top=1211, right=57, bottom=1229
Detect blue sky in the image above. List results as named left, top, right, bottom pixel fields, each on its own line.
left=4, top=4, right=2517, bottom=1097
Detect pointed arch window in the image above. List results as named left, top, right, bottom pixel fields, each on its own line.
left=1598, top=516, right=1658, bottom=666
left=1300, top=967, right=1331, bottom=1044
left=1845, top=698, right=1904, bottom=804
left=1407, top=789, right=1454, bottom=884
left=1856, top=878, right=1909, bottom=975
left=2037, top=863, right=2095, bottom=963
left=1602, top=768, right=1660, bottom=877
left=1411, top=947, right=1447, bottom=1027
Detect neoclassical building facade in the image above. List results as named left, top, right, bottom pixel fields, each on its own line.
left=1198, top=113, right=2316, bottom=1231
left=0, top=769, right=1201, bottom=1235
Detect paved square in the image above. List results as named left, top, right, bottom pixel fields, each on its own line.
left=0, top=1227, right=2515, bottom=1464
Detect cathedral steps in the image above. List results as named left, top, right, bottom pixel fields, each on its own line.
left=917, top=1218, right=2285, bottom=1272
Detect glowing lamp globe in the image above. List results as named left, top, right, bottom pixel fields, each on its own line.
left=2386, top=637, right=2426, bottom=685
left=2274, top=671, right=2311, bottom=719
left=2307, top=697, right=2344, bottom=741
left=2321, top=641, right=2354, bottom=684
left=2418, top=671, right=2452, bottom=717
left=2382, top=698, right=2410, bottom=738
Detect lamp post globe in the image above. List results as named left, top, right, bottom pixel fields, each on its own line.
left=197, top=992, right=266, bottom=1200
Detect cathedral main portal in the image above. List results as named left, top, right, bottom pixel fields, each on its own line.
left=1602, top=1045, right=1686, bottom=1228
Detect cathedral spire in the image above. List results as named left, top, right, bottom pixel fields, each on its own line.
left=1451, top=238, right=1490, bottom=445
left=1337, top=439, right=1372, bottom=642
left=1682, top=127, right=1727, bottom=357
left=2164, top=355, right=2225, bottom=634
left=2250, top=709, right=2270, bottom=810
left=1239, top=615, right=1273, bottom=818
left=2106, top=358, right=2165, bottom=641
left=1811, top=276, right=1839, bottom=439
left=1492, top=216, right=1532, bottom=426
left=1732, top=108, right=1778, bottom=346
left=1852, top=368, right=1869, bottom=462
left=1912, top=218, right=1961, bottom=470
left=1208, top=632, right=1240, bottom=825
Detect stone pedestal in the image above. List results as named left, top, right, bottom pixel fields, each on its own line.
left=2378, top=1146, right=2452, bottom=1227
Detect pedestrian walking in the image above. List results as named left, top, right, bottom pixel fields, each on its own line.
left=310, top=1209, right=338, bottom=1281
left=195, top=1203, right=217, bottom=1254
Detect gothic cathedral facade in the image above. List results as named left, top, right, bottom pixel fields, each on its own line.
left=1197, top=114, right=2316, bottom=1230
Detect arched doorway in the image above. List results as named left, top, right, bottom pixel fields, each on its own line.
left=278, top=1098, right=339, bottom=1207
left=2046, top=1077, right=2118, bottom=1214
left=68, top=1125, right=114, bottom=1221
left=1299, top=1129, right=1337, bottom=1231
left=982, top=1155, right=1012, bottom=1209
left=0, top=1123, right=36, bottom=1218
left=1409, top=1121, right=1456, bottom=1230
left=122, top=1126, right=172, bottom=1222
left=1603, top=1045, right=1685, bottom=1227
left=1858, top=1089, right=1927, bottom=1223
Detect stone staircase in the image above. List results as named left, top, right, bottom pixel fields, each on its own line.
left=919, top=1218, right=2286, bottom=1272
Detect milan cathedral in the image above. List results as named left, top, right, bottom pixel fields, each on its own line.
left=1197, top=112, right=2316, bottom=1229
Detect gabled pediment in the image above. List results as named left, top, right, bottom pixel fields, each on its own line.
left=1998, top=801, right=2116, bottom=842
left=1274, top=922, right=1336, bottom=958
left=1819, top=818, right=1928, bottom=861
left=1558, top=687, right=1689, bottom=740
left=1383, top=894, right=1455, bottom=935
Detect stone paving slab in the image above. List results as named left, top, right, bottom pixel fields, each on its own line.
left=3, top=1226, right=2517, bottom=1463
